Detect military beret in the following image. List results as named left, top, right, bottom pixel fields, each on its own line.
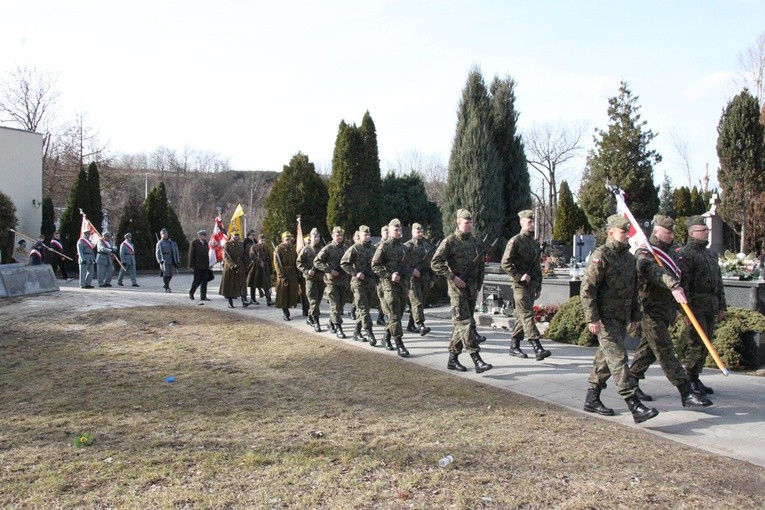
left=331, top=226, right=344, bottom=235
left=309, top=227, right=320, bottom=236
left=606, top=214, right=630, bottom=231
left=456, top=209, right=472, bottom=220
left=388, top=218, right=402, bottom=228
left=518, top=209, right=534, bottom=220
left=652, top=215, right=675, bottom=230
left=197, top=229, right=207, bottom=236
left=281, top=231, right=293, bottom=239
left=685, top=215, right=707, bottom=229
left=381, top=225, right=388, bottom=234
left=412, top=222, right=422, bottom=230
left=358, top=225, right=370, bottom=233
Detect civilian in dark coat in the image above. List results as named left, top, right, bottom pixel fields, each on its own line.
left=188, top=230, right=212, bottom=301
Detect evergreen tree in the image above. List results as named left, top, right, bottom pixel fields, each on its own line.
left=144, top=181, right=169, bottom=241
left=0, top=190, right=18, bottom=263
left=658, top=173, right=675, bottom=217
left=690, top=186, right=707, bottom=215
left=441, top=68, right=504, bottom=240
left=382, top=172, right=441, bottom=234
left=579, top=81, right=661, bottom=231
left=553, top=181, right=588, bottom=242
left=673, top=187, right=693, bottom=217
left=263, top=152, right=328, bottom=243
left=41, top=197, right=56, bottom=241
left=716, top=88, right=765, bottom=252
left=327, top=121, right=368, bottom=234
left=358, top=111, right=385, bottom=231
left=490, top=75, right=531, bottom=238
left=166, top=205, right=188, bottom=264
left=87, top=162, right=103, bottom=231
left=117, top=192, right=155, bottom=270
left=58, top=167, right=92, bottom=260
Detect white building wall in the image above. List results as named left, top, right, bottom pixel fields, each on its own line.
left=0, top=126, right=43, bottom=238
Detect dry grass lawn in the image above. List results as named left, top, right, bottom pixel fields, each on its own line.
left=1, top=303, right=763, bottom=509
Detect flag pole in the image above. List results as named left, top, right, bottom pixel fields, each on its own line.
left=606, top=182, right=729, bottom=376
left=79, top=209, right=126, bottom=271
left=10, top=229, right=74, bottom=261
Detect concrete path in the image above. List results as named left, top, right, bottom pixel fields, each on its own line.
left=27, top=273, right=765, bottom=468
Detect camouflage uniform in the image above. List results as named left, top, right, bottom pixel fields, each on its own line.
left=341, top=227, right=377, bottom=337
left=679, top=217, right=726, bottom=379
left=297, top=236, right=325, bottom=327
left=404, top=229, right=433, bottom=331
left=372, top=220, right=410, bottom=344
left=375, top=226, right=390, bottom=323
left=313, top=234, right=349, bottom=328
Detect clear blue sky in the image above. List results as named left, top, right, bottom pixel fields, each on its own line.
left=2, top=1, right=763, bottom=193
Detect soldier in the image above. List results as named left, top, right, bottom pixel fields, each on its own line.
left=155, top=228, right=180, bottom=293
left=252, top=234, right=274, bottom=306
left=77, top=230, right=96, bottom=289
left=375, top=225, right=390, bottom=326
left=96, top=232, right=117, bottom=287
left=48, top=231, right=69, bottom=280
left=314, top=226, right=350, bottom=338
left=118, top=233, right=139, bottom=287
left=501, top=209, right=550, bottom=361
left=341, top=225, right=378, bottom=345
left=431, top=209, right=492, bottom=373
left=581, top=214, right=659, bottom=423
left=372, top=218, right=413, bottom=357
left=219, top=231, right=252, bottom=308
left=404, top=223, right=433, bottom=336
left=297, top=228, right=325, bottom=332
left=679, top=215, right=726, bottom=397
left=273, top=232, right=300, bottom=319
left=629, top=215, right=712, bottom=408
left=188, top=230, right=211, bottom=300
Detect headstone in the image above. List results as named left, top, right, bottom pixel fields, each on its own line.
left=0, top=263, right=59, bottom=298
left=572, top=234, right=596, bottom=263
left=706, top=193, right=724, bottom=256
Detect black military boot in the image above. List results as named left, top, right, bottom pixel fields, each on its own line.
left=406, top=316, right=418, bottom=333
left=583, top=386, right=615, bottom=416
left=328, top=322, right=336, bottom=333
left=350, top=306, right=357, bottom=320
left=241, top=295, right=251, bottom=308
left=625, top=395, right=659, bottom=424
left=689, top=374, right=713, bottom=396
left=283, top=308, right=291, bottom=321
left=228, top=298, right=235, bottom=308
left=353, top=324, right=366, bottom=342
left=335, top=324, right=347, bottom=339
left=365, top=328, right=377, bottom=346
left=447, top=352, right=468, bottom=372
left=678, top=381, right=713, bottom=408
left=394, top=337, right=410, bottom=357
left=376, top=312, right=387, bottom=326
left=306, top=314, right=315, bottom=326
left=529, top=339, right=551, bottom=360
left=697, top=378, right=714, bottom=395
left=382, top=331, right=394, bottom=351
left=634, top=386, right=653, bottom=402
left=472, top=327, right=487, bottom=344
left=418, top=323, right=431, bottom=336
left=509, top=338, right=528, bottom=358
left=313, top=316, right=322, bottom=332
left=470, top=352, right=493, bottom=373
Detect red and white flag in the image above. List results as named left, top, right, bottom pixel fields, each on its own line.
left=208, top=215, right=227, bottom=266
left=80, top=216, right=100, bottom=246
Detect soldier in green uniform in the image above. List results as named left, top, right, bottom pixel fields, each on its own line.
left=297, top=228, right=325, bottom=332
left=679, top=215, right=726, bottom=397
left=501, top=209, right=550, bottom=361
left=404, top=222, right=433, bottom=336
left=219, top=231, right=252, bottom=309
left=629, top=215, right=712, bottom=408
left=581, top=215, right=658, bottom=423
left=431, top=209, right=493, bottom=373
left=375, top=225, right=390, bottom=326
left=372, top=218, right=412, bottom=357
left=314, top=226, right=350, bottom=338
left=341, top=225, right=378, bottom=345
left=273, top=231, right=299, bottom=320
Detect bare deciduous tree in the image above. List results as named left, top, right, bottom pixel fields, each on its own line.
left=737, top=31, right=765, bottom=103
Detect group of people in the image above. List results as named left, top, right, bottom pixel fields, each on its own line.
left=74, top=229, right=143, bottom=289
left=581, top=213, right=724, bottom=424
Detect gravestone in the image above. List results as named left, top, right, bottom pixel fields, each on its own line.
left=0, top=263, right=59, bottom=298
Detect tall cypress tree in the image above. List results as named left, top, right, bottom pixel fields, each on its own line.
left=263, top=152, right=328, bottom=243
left=58, top=167, right=92, bottom=260
left=441, top=68, right=504, bottom=240
left=490, top=75, right=531, bottom=238
left=553, top=181, right=588, bottom=242
left=359, top=111, right=385, bottom=231
left=117, top=192, right=154, bottom=270
left=166, top=205, right=188, bottom=263
left=658, top=174, right=675, bottom=217
left=327, top=121, right=367, bottom=234
left=0, top=190, right=18, bottom=263
left=144, top=181, right=169, bottom=241
left=382, top=171, right=441, bottom=232
left=87, top=162, right=103, bottom=232
left=41, top=197, right=56, bottom=241
left=579, top=81, right=661, bottom=231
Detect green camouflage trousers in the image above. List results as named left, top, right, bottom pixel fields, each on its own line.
left=382, top=279, right=406, bottom=338
left=305, top=279, right=326, bottom=318
left=630, top=312, right=688, bottom=386
left=684, top=305, right=716, bottom=375
left=447, top=279, right=480, bottom=354
left=352, top=279, right=376, bottom=330
left=588, top=318, right=638, bottom=397
left=408, top=276, right=429, bottom=325
left=326, top=283, right=347, bottom=325
left=512, top=284, right=540, bottom=341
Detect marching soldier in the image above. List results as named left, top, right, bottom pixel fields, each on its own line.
left=96, top=232, right=117, bottom=287
left=629, top=215, right=712, bottom=408
left=341, top=225, right=378, bottom=345
left=404, top=222, right=433, bottom=336
left=431, top=209, right=492, bottom=373
left=219, top=231, right=252, bottom=308
left=48, top=231, right=69, bottom=280
left=313, top=226, right=349, bottom=338
left=273, top=232, right=300, bottom=319
left=252, top=234, right=274, bottom=306
left=679, top=215, right=726, bottom=397
left=297, top=228, right=325, bottom=332
left=77, top=230, right=96, bottom=289
left=118, top=233, right=139, bottom=287
left=501, top=209, right=551, bottom=361
left=580, top=214, right=658, bottom=423
left=155, top=228, right=180, bottom=292
left=375, top=225, right=390, bottom=326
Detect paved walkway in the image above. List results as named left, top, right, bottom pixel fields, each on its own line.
left=31, top=273, right=765, bottom=468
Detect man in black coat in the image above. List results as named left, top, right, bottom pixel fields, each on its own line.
left=188, top=230, right=212, bottom=301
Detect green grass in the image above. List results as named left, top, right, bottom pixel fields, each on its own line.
left=0, top=304, right=763, bottom=509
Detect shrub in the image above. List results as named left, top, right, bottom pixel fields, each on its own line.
left=545, top=296, right=595, bottom=346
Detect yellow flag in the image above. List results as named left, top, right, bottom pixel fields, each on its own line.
left=228, top=204, right=245, bottom=238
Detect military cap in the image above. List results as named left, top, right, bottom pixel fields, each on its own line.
left=160, top=228, right=168, bottom=234
left=83, top=229, right=91, bottom=235
left=685, top=215, right=707, bottom=229
left=124, top=233, right=132, bottom=238
left=381, top=225, right=388, bottom=234
left=412, top=222, right=422, bottom=230
left=358, top=225, right=370, bottom=233
left=388, top=218, right=402, bottom=228
left=18, top=239, right=26, bottom=246
left=197, top=229, right=207, bottom=236
left=605, top=214, right=630, bottom=232
left=331, top=226, right=344, bottom=235
left=103, top=231, right=112, bottom=238
left=652, top=215, right=675, bottom=230
left=456, top=209, right=472, bottom=220
left=281, top=231, right=293, bottom=239
left=231, top=230, right=240, bottom=236
left=518, top=209, right=534, bottom=220
left=258, top=234, right=266, bottom=240
left=309, top=227, right=320, bottom=236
